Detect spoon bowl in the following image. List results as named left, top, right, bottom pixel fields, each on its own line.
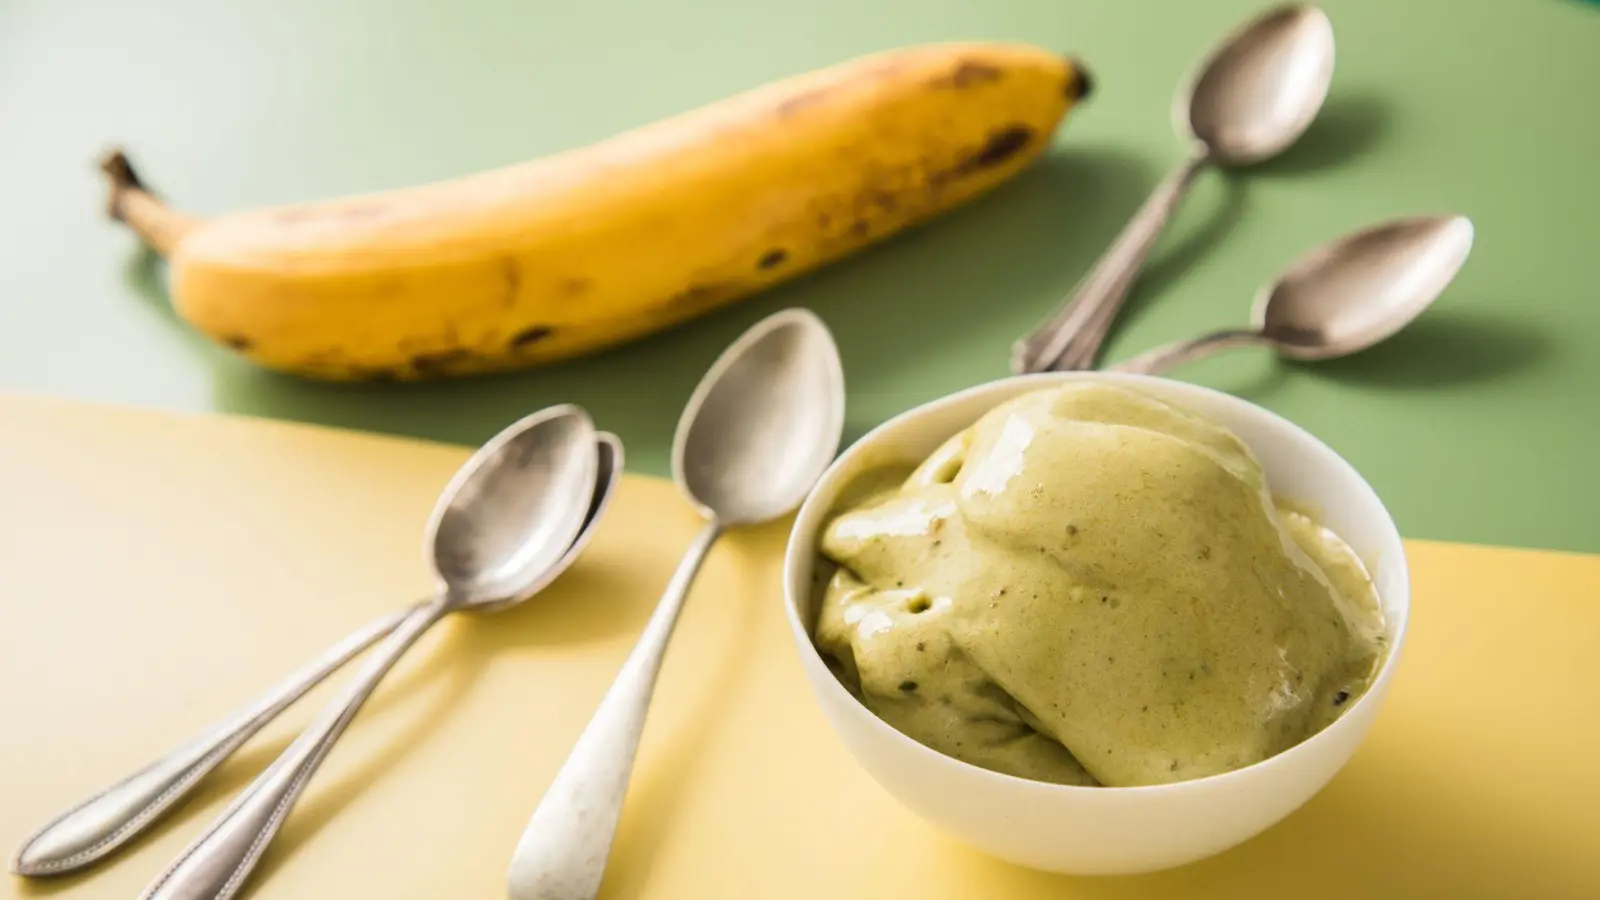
left=1183, top=4, right=1335, bottom=165
left=1112, top=214, right=1476, bottom=376
left=1256, top=215, right=1476, bottom=360
left=430, top=405, right=598, bottom=607
left=464, top=429, right=625, bottom=613
left=674, top=308, right=848, bottom=525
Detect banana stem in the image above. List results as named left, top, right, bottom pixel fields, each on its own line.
left=99, top=149, right=199, bottom=256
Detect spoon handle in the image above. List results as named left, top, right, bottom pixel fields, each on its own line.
left=1108, top=328, right=1270, bottom=375
left=9, top=604, right=415, bottom=877
left=140, top=599, right=450, bottom=900
left=507, top=521, right=722, bottom=900
left=1012, top=148, right=1209, bottom=374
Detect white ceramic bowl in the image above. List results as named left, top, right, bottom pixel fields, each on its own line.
left=781, top=372, right=1409, bottom=875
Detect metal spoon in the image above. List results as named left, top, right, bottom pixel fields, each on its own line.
left=1013, top=3, right=1336, bottom=374
left=137, top=405, right=600, bottom=900
left=1111, top=214, right=1475, bottom=375
left=10, top=432, right=622, bottom=879
left=506, top=308, right=845, bottom=900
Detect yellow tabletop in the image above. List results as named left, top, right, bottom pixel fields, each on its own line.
left=2, top=393, right=1596, bottom=899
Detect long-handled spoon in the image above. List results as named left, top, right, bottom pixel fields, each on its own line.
left=1110, top=214, right=1475, bottom=375
left=506, top=308, right=845, bottom=900
left=9, top=433, right=623, bottom=878
left=136, top=405, right=601, bottom=900
left=1013, top=3, right=1336, bottom=374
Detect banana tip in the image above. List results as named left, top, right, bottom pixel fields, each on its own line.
left=98, top=147, right=145, bottom=221
left=99, top=148, right=143, bottom=187
left=1064, top=57, right=1094, bottom=103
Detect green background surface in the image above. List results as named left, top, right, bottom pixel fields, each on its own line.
left=1, top=0, right=1596, bottom=553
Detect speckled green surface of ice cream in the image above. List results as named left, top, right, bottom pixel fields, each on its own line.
left=813, top=382, right=1385, bottom=787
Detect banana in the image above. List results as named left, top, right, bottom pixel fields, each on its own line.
left=104, top=42, right=1093, bottom=381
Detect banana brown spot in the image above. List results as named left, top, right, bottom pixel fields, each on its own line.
left=222, top=335, right=253, bottom=351
left=510, top=325, right=554, bottom=349
left=934, top=61, right=1002, bottom=88
left=1064, top=57, right=1094, bottom=102
left=757, top=249, right=788, bottom=269
left=851, top=220, right=869, bottom=237
left=501, top=258, right=522, bottom=304
left=559, top=276, right=593, bottom=296
left=953, top=125, right=1035, bottom=176
left=674, top=281, right=740, bottom=311
left=411, top=349, right=471, bottom=372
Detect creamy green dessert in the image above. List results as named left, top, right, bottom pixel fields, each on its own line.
left=813, top=382, right=1385, bottom=787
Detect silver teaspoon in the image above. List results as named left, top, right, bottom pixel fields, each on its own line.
left=9, top=432, right=622, bottom=879
left=507, top=308, right=845, bottom=900
left=138, top=405, right=600, bottom=900
left=1111, top=214, right=1475, bottom=375
left=1013, top=3, right=1336, bottom=374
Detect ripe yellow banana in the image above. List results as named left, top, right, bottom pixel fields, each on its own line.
left=104, top=42, right=1093, bottom=381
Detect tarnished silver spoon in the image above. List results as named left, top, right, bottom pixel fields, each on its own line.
left=1111, top=214, right=1475, bottom=375
left=508, top=308, right=845, bottom=900
left=137, top=404, right=601, bottom=900
left=1014, top=3, right=1337, bottom=374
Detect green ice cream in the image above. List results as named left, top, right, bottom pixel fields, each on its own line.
left=813, top=382, right=1385, bottom=787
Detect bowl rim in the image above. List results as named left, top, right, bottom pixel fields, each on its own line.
left=781, top=371, right=1411, bottom=795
